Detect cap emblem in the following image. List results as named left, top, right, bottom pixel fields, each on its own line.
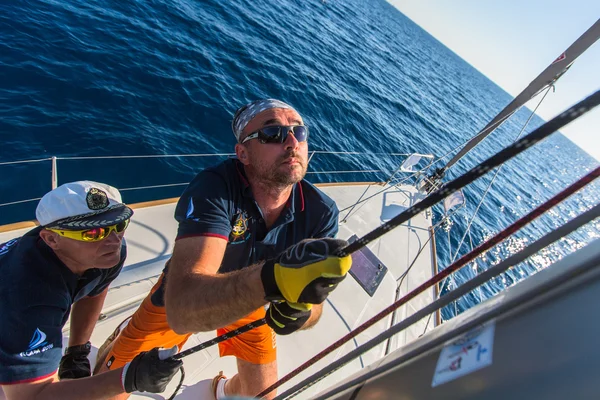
left=86, top=188, right=109, bottom=210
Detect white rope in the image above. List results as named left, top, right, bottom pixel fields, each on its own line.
left=59, top=151, right=418, bottom=160
left=426, top=85, right=555, bottom=329
left=118, top=182, right=189, bottom=191
left=0, top=152, right=432, bottom=168
left=450, top=85, right=553, bottom=264
left=310, top=151, right=415, bottom=156
left=0, top=197, right=43, bottom=207
left=467, top=227, right=484, bottom=302
left=0, top=152, right=424, bottom=211
left=59, top=153, right=235, bottom=160
left=0, top=158, right=52, bottom=166
left=306, top=169, right=381, bottom=174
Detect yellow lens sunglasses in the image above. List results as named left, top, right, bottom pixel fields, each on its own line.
left=47, top=219, right=130, bottom=242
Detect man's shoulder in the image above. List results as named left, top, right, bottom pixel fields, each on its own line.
left=0, top=237, right=21, bottom=257
left=184, top=159, right=242, bottom=193
left=1, top=228, right=47, bottom=269
left=300, top=180, right=337, bottom=212
left=174, top=159, right=244, bottom=229
left=0, top=236, right=70, bottom=311
left=197, top=158, right=240, bottom=178
left=0, top=227, right=42, bottom=257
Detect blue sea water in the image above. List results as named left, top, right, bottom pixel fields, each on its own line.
left=1, top=0, right=598, bottom=318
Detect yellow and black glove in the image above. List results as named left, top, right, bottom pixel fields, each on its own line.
left=265, top=302, right=311, bottom=335
left=261, top=238, right=352, bottom=304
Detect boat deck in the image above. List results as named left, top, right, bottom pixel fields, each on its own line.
left=0, top=182, right=436, bottom=399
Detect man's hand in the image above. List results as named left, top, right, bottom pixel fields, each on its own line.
left=261, top=238, right=352, bottom=304
left=58, top=342, right=92, bottom=380
left=122, top=347, right=183, bottom=393
left=265, top=302, right=311, bottom=335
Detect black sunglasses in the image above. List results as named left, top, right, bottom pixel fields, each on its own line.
left=240, top=125, right=309, bottom=144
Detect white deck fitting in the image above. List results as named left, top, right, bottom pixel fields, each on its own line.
left=0, top=182, right=436, bottom=399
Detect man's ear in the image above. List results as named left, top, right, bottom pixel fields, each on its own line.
left=235, top=143, right=249, bottom=165
left=39, top=229, right=61, bottom=249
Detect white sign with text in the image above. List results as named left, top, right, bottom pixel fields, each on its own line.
left=432, top=322, right=495, bottom=387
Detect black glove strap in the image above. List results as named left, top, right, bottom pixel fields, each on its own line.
left=261, top=259, right=282, bottom=301
left=123, top=353, right=141, bottom=393
left=64, top=341, right=91, bottom=356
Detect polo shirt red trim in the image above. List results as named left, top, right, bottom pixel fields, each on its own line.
left=1, top=370, right=57, bottom=385
left=298, top=181, right=305, bottom=212
left=176, top=233, right=229, bottom=241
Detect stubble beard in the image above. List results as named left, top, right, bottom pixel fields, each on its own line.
left=255, top=151, right=307, bottom=189
left=92, top=248, right=121, bottom=269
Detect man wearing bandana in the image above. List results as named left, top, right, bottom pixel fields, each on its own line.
left=95, top=99, right=351, bottom=399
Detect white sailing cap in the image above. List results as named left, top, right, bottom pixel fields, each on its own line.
left=36, top=181, right=133, bottom=229
left=231, top=99, right=296, bottom=142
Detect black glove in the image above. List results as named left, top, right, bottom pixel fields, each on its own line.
left=266, top=302, right=312, bottom=335
left=123, top=347, right=182, bottom=393
left=58, top=342, right=91, bottom=380
left=261, top=238, right=352, bottom=304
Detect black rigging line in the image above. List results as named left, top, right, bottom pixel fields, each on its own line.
left=336, top=90, right=600, bottom=258
left=165, top=92, right=599, bottom=398
left=282, top=203, right=600, bottom=400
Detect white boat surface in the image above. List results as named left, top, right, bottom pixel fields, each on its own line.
left=0, top=177, right=439, bottom=399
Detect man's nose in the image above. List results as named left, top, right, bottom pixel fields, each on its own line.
left=105, top=230, right=123, bottom=243
left=283, top=129, right=300, bottom=150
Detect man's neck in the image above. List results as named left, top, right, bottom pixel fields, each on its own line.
left=52, top=249, right=88, bottom=276
left=247, top=177, right=294, bottom=228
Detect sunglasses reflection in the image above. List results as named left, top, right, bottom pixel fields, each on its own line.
left=48, top=219, right=130, bottom=242
left=241, top=125, right=309, bottom=144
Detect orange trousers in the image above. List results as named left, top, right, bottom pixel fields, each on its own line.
left=101, top=274, right=276, bottom=370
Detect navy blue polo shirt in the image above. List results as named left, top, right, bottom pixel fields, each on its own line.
left=0, top=227, right=126, bottom=384
left=175, top=158, right=339, bottom=273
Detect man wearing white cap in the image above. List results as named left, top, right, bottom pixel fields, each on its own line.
left=0, top=181, right=182, bottom=399
left=95, top=99, right=351, bottom=399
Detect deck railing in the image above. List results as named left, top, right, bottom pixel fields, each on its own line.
left=0, top=151, right=435, bottom=209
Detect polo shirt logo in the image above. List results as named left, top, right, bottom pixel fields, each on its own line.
left=0, top=238, right=19, bottom=256
left=19, top=328, right=54, bottom=357
left=230, top=211, right=251, bottom=243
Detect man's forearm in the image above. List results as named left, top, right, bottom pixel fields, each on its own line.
left=39, top=369, right=124, bottom=400
left=68, top=288, right=108, bottom=346
left=166, top=263, right=267, bottom=333
left=3, top=369, right=125, bottom=400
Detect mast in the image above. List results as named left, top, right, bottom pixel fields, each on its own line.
left=423, top=19, right=600, bottom=192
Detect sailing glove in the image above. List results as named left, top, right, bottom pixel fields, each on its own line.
left=266, top=301, right=312, bottom=335
left=261, top=238, right=352, bottom=304
left=58, top=341, right=92, bottom=380
left=122, top=346, right=182, bottom=393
